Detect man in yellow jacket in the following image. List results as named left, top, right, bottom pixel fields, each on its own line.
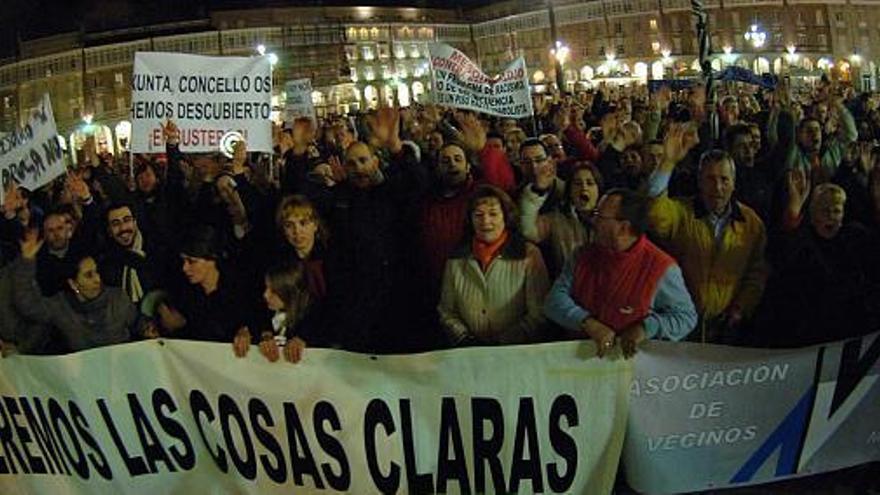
left=646, top=124, right=768, bottom=344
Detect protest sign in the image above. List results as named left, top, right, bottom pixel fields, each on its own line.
left=0, top=94, right=64, bottom=203
left=130, top=52, right=273, bottom=153
left=624, top=333, right=880, bottom=494
left=428, top=43, right=533, bottom=119
left=284, top=79, right=316, bottom=123
left=0, top=340, right=632, bottom=494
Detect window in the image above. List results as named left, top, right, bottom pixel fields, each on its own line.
left=350, top=67, right=358, bottom=81
left=652, top=41, right=661, bottom=53
left=362, top=45, right=374, bottom=60
left=818, top=34, right=827, bottom=46
left=115, top=72, right=124, bottom=85
left=816, top=9, right=825, bottom=26
left=615, top=22, right=622, bottom=34
left=650, top=19, right=657, bottom=30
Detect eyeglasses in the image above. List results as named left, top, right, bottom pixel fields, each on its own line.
left=520, top=156, right=549, bottom=166
left=590, top=209, right=622, bottom=222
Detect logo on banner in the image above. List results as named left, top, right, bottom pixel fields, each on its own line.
left=732, top=334, right=880, bottom=482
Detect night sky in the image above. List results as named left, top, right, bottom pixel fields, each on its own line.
left=0, top=0, right=495, bottom=58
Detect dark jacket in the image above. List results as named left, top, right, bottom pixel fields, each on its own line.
left=170, top=264, right=260, bottom=343
left=14, top=258, right=138, bottom=353
left=320, top=146, right=428, bottom=353
left=756, top=222, right=880, bottom=347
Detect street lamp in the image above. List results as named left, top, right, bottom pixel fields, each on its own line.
left=268, top=53, right=279, bottom=66
left=82, top=114, right=93, bottom=125
left=551, top=41, right=570, bottom=65
left=744, top=24, right=766, bottom=49
left=550, top=41, right=570, bottom=92
left=256, top=44, right=266, bottom=56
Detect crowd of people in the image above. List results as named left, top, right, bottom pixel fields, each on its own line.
left=1, top=76, right=879, bottom=362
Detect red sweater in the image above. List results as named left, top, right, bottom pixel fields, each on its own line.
left=420, top=180, right=476, bottom=285
left=478, top=146, right=516, bottom=193
left=572, top=235, right=674, bottom=332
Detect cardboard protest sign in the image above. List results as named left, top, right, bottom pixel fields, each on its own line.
left=284, top=79, right=316, bottom=123
left=130, top=52, right=272, bottom=153
left=428, top=43, right=533, bottom=118
left=0, top=94, right=64, bottom=203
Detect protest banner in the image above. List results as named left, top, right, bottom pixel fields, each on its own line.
left=428, top=43, right=533, bottom=119
left=624, top=332, right=880, bottom=494
left=0, top=340, right=632, bottom=494
left=284, top=79, right=316, bottom=123
left=130, top=52, right=273, bottom=154
left=0, top=94, right=64, bottom=203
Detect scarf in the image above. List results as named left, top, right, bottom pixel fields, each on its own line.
left=122, top=231, right=146, bottom=303
left=471, top=230, right=509, bottom=272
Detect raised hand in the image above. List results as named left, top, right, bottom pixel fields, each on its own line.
left=19, top=228, right=43, bottom=260
left=162, top=119, right=180, bottom=146
left=231, top=139, right=248, bottom=174
left=661, top=123, right=699, bottom=170
left=785, top=167, right=811, bottom=216
left=65, top=171, right=92, bottom=202
left=367, top=107, right=402, bottom=153
left=453, top=112, right=487, bottom=153
left=2, top=183, right=24, bottom=219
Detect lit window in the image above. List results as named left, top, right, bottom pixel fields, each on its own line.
left=650, top=19, right=657, bottom=30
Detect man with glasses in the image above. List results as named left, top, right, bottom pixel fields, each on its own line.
left=519, top=138, right=566, bottom=214
left=545, top=188, right=697, bottom=358
left=647, top=124, right=768, bottom=344
left=100, top=203, right=167, bottom=303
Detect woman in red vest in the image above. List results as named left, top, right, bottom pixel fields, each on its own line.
left=544, top=188, right=697, bottom=357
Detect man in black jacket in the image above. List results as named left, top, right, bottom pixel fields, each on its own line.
left=100, top=203, right=168, bottom=304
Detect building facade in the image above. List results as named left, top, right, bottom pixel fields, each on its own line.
left=2, top=0, right=880, bottom=141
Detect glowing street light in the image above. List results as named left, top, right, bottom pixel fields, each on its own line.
left=785, top=44, right=799, bottom=64
left=744, top=24, right=766, bottom=49
left=268, top=53, right=279, bottom=66
left=550, top=41, right=570, bottom=65
left=256, top=44, right=266, bottom=56
left=82, top=114, right=93, bottom=125
left=850, top=53, right=862, bottom=65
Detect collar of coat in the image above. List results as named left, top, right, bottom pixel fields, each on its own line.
left=693, top=197, right=746, bottom=223
left=448, top=230, right=528, bottom=261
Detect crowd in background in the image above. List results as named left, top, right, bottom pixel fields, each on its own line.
left=1, top=76, right=879, bottom=363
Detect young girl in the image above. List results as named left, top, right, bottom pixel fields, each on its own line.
left=233, top=262, right=319, bottom=363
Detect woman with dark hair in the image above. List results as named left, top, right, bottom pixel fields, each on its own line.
left=13, top=229, right=153, bottom=353
left=157, top=225, right=258, bottom=343
left=520, top=162, right=603, bottom=277
left=438, top=185, right=550, bottom=346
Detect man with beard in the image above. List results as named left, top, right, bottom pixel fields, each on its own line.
left=420, top=143, right=479, bottom=287
left=544, top=188, right=696, bottom=358
left=319, top=107, right=429, bottom=353
left=100, top=203, right=168, bottom=304
left=648, top=125, right=768, bottom=344
left=789, top=95, right=857, bottom=185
